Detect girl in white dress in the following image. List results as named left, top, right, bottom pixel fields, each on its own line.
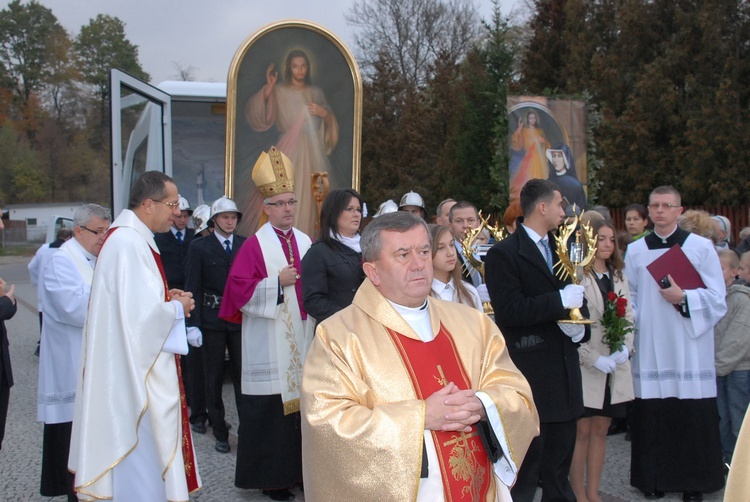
left=428, top=225, right=482, bottom=310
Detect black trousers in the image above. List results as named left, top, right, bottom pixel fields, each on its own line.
left=186, top=346, right=208, bottom=425
left=201, top=327, right=242, bottom=441
left=0, top=378, right=8, bottom=450
left=235, top=394, right=302, bottom=489
left=41, top=422, right=77, bottom=501
left=511, top=419, right=577, bottom=502
left=631, top=397, right=724, bottom=494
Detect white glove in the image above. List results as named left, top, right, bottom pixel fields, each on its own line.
left=187, top=327, right=203, bottom=348
left=593, top=355, right=617, bottom=374
left=557, top=322, right=585, bottom=342
left=609, top=346, right=630, bottom=364
left=560, top=284, right=585, bottom=309
left=476, top=284, right=491, bottom=303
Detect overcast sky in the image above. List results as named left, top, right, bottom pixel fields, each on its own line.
left=7, top=0, right=524, bottom=85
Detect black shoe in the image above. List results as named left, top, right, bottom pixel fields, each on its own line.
left=607, top=419, right=627, bottom=436
left=191, top=422, right=206, bottom=434
left=682, top=492, right=702, bottom=502
left=215, top=440, right=230, bottom=453
left=262, top=489, right=295, bottom=501
left=643, top=491, right=665, bottom=500
left=34, top=344, right=40, bottom=357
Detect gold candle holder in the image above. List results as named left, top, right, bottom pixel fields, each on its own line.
left=460, top=211, right=508, bottom=315
left=553, top=208, right=597, bottom=324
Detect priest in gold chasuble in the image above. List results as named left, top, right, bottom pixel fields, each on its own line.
left=301, top=212, right=539, bottom=501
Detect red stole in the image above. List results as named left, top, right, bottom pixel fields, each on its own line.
left=150, top=247, right=200, bottom=493
left=387, top=324, right=491, bottom=501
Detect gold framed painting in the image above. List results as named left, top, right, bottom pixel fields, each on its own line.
left=225, top=19, right=363, bottom=237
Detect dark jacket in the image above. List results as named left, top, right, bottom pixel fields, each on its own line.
left=0, top=295, right=16, bottom=388
left=154, top=228, right=195, bottom=290
left=485, top=220, right=589, bottom=422
left=301, top=240, right=365, bottom=323
left=185, top=232, right=245, bottom=331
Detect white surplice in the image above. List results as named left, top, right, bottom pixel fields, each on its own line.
left=37, top=238, right=94, bottom=424
left=625, top=229, right=727, bottom=399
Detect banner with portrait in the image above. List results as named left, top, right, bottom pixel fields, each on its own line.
left=507, top=97, right=587, bottom=209
left=225, top=20, right=363, bottom=237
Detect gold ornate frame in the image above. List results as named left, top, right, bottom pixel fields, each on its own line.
left=224, top=19, right=363, bottom=236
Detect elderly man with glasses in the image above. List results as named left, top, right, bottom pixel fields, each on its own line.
left=220, top=147, right=314, bottom=501
left=37, top=204, right=110, bottom=501
left=625, top=185, right=727, bottom=502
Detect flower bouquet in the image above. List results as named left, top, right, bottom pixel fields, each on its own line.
left=601, top=291, right=633, bottom=353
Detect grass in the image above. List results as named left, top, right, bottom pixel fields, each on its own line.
left=0, top=244, right=37, bottom=257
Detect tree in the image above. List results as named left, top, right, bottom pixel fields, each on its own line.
left=0, top=0, right=67, bottom=107
left=172, top=61, right=197, bottom=82
left=74, top=14, right=149, bottom=143
left=347, top=0, right=480, bottom=88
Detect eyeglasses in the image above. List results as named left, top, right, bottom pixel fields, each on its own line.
left=265, top=199, right=298, bottom=208
left=343, top=207, right=363, bottom=214
left=80, top=225, right=107, bottom=236
left=648, top=203, right=680, bottom=210
left=153, top=199, right=181, bottom=208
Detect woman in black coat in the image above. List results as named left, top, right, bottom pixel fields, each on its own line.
left=301, top=188, right=365, bottom=323
left=0, top=277, right=17, bottom=450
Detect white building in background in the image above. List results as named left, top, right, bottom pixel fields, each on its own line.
left=5, top=202, right=80, bottom=242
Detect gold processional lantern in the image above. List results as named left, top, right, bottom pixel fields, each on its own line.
left=554, top=206, right=597, bottom=324
left=460, top=211, right=508, bottom=315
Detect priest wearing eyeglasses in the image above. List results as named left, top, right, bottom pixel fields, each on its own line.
left=220, top=146, right=314, bottom=501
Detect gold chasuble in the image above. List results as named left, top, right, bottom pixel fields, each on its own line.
left=301, top=279, right=539, bottom=502
left=389, top=325, right=492, bottom=501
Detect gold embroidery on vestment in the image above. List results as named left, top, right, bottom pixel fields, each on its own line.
left=444, top=431, right=487, bottom=501
left=435, top=365, right=449, bottom=387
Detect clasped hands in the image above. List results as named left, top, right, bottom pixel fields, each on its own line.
left=169, top=289, right=195, bottom=317
left=424, top=382, right=486, bottom=433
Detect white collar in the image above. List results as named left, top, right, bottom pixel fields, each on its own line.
left=214, top=231, right=234, bottom=246
left=522, top=223, right=547, bottom=245
left=654, top=225, right=678, bottom=243
left=386, top=299, right=433, bottom=342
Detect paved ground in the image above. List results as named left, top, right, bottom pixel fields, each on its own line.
left=0, top=255, right=725, bottom=501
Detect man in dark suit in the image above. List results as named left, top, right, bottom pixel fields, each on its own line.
left=485, top=178, right=589, bottom=502
left=0, top=277, right=16, bottom=451
left=185, top=196, right=245, bottom=454
left=154, top=195, right=195, bottom=291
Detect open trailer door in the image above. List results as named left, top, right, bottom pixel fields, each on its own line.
left=110, top=69, right=172, bottom=216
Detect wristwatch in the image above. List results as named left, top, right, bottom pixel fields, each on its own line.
left=679, top=291, right=687, bottom=306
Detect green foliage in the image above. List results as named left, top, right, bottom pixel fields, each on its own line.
left=0, top=4, right=148, bottom=205
left=520, top=0, right=750, bottom=206
left=0, top=0, right=67, bottom=105
left=0, top=122, right=46, bottom=202
left=74, top=14, right=148, bottom=100
left=358, top=0, right=518, bottom=216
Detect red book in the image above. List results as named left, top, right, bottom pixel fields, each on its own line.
left=646, top=244, right=705, bottom=311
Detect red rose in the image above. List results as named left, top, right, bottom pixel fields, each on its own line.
left=617, top=305, right=626, bottom=317
left=616, top=297, right=627, bottom=308
left=607, top=291, right=618, bottom=303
